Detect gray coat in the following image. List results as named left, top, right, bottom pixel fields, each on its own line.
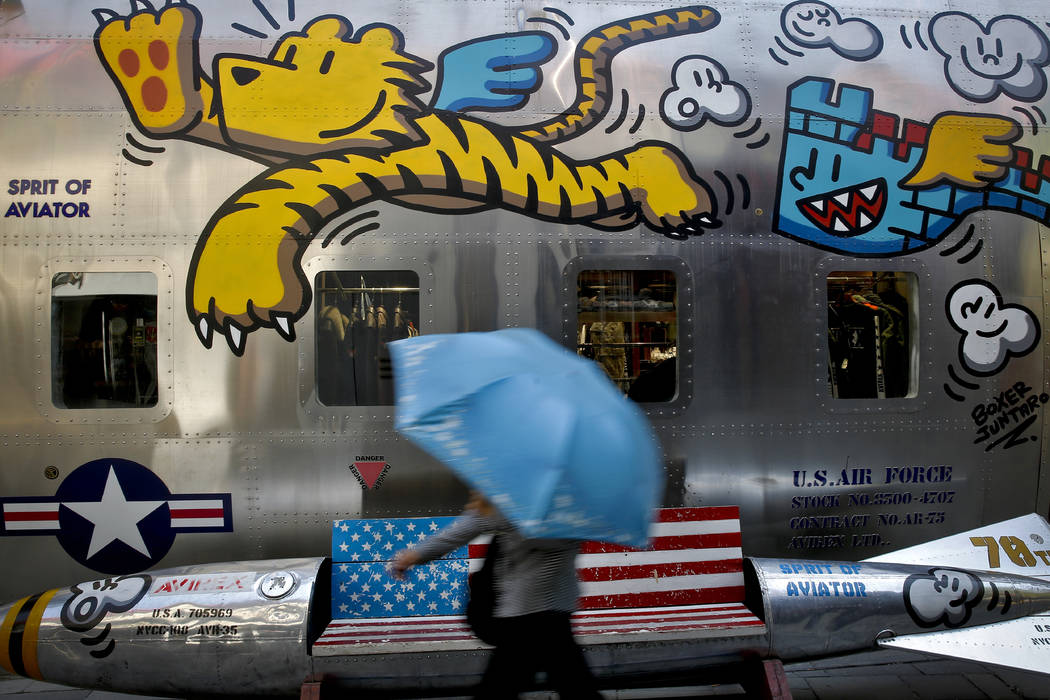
left=411, top=507, right=581, bottom=617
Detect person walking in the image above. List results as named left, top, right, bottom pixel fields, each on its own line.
left=391, top=492, right=603, bottom=699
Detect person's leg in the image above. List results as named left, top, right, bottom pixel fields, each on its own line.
left=474, top=616, right=538, bottom=699
left=534, top=611, right=603, bottom=699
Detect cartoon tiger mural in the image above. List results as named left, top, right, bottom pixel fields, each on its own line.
left=93, top=0, right=721, bottom=354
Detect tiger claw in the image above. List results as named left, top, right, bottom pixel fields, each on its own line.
left=131, top=0, right=156, bottom=12
left=273, top=314, right=296, bottom=341
left=194, top=315, right=213, bottom=348
left=225, top=323, right=246, bottom=356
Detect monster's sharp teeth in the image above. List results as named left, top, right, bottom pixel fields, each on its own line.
left=833, top=215, right=850, bottom=233
left=860, top=184, right=878, bottom=201
left=833, top=192, right=850, bottom=208
left=858, top=211, right=873, bottom=228
left=808, top=198, right=825, bottom=214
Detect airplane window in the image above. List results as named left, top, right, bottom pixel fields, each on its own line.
left=314, top=270, right=420, bottom=406
left=50, top=271, right=159, bottom=409
left=827, top=271, right=917, bottom=399
left=576, top=270, right=677, bottom=402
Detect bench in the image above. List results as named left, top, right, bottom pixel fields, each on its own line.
left=314, top=506, right=765, bottom=655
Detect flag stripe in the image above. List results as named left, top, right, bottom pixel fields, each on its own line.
left=576, top=558, right=744, bottom=582
left=467, top=532, right=742, bottom=558
left=579, top=585, right=747, bottom=610
left=315, top=603, right=763, bottom=650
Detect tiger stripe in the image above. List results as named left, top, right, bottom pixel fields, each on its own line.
left=520, top=6, right=720, bottom=143
left=0, top=590, right=57, bottom=679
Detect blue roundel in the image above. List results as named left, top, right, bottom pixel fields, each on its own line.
left=54, top=458, right=174, bottom=574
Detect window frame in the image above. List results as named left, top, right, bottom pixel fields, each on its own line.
left=563, top=255, right=694, bottom=417
left=38, top=257, right=174, bottom=424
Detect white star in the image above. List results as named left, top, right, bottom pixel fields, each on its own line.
left=339, top=564, right=349, bottom=573
left=339, top=523, right=349, bottom=532
left=339, top=543, right=349, bottom=552
left=406, top=523, right=416, bottom=531
left=350, top=533, right=360, bottom=542
left=63, top=467, right=164, bottom=558
left=363, top=524, right=372, bottom=532
left=339, top=603, right=349, bottom=613
left=385, top=522, right=395, bottom=532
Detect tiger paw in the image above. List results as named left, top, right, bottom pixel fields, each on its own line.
left=188, top=212, right=307, bottom=355
left=626, top=144, right=719, bottom=237
left=93, top=0, right=205, bottom=134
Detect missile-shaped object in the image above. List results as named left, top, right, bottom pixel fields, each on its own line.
left=5, top=516, right=1050, bottom=696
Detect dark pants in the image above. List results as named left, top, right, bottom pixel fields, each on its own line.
left=475, top=611, right=602, bottom=699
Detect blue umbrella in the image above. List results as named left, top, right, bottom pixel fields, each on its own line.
left=389, top=328, right=663, bottom=548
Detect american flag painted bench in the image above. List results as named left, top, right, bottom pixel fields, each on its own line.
left=313, top=506, right=764, bottom=656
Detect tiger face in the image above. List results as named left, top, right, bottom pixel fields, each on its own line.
left=214, top=17, right=430, bottom=157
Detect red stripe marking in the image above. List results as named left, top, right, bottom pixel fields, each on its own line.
left=327, top=616, right=473, bottom=629
left=170, top=508, right=224, bottom=519
left=653, top=507, right=738, bottom=522
left=317, top=617, right=762, bottom=646
left=322, top=624, right=471, bottom=638
left=315, top=633, right=475, bottom=646
left=572, top=604, right=746, bottom=620
left=572, top=611, right=756, bottom=629
left=579, top=532, right=742, bottom=553
left=578, top=585, right=746, bottom=610
left=4, top=512, right=59, bottom=522
left=576, top=558, right=743, bottom=582
left=470, top=533, right=741, bottom=558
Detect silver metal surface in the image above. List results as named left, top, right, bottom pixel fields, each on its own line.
left=749, top=556, right=1050, bottom=662
left=0, top=558, right=323, bottom=697
left=0, top=0, right=1047, bottom=635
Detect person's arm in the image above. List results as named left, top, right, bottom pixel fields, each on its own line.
left=390, top=508, right=504, bottom=578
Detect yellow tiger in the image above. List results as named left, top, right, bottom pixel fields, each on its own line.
left=94, top=0, right=720, bottom=354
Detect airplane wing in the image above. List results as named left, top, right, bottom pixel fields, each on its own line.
left=878, top=612, right=1050, bottom=674
left=866, top=513, right=1050, bottom=675
left=865, top=512, right=1050, bottom=580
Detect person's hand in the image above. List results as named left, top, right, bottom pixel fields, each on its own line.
left=390, top=549, right=420, bottom=579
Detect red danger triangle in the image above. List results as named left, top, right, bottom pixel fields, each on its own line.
left=353, top=461, right=388, bottom=489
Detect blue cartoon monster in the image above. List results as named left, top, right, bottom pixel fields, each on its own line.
left=775, top=77, right=1050, bottom=256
